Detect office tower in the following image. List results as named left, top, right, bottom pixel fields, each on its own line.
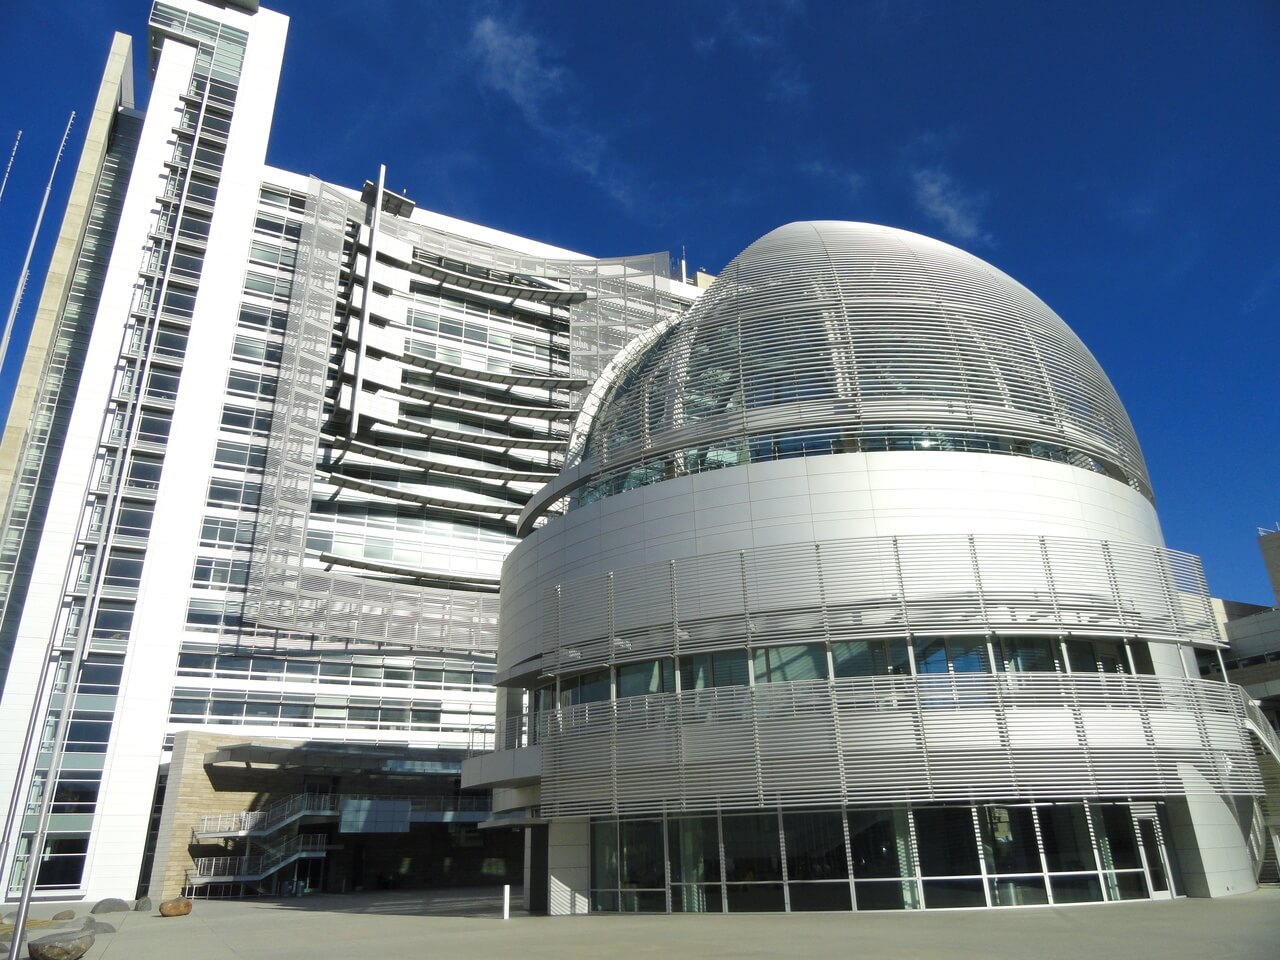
left=467, top=221, right=1280, bottom=913
left=0, top=0, right=696, bottom=902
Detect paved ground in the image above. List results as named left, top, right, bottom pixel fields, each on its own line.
left=7, top=886, right=1279, bottom=960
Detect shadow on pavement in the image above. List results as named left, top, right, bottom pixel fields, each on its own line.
left=245, top=886, right=527, bottom=919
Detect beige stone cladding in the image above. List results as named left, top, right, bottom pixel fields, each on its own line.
left=147, top=731, right=300, bottom=899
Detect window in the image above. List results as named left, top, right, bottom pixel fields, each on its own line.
left=114, top=502, right=154, bottom=539
left=238, top=303, right=288, bottom=333
left=192, top=556, right=249, bottom=587
left=90, top=603, right=133, bottom=641
left=679, top=650, right=749, bottom=690
left=913, top=636, right=990, bottom=674
left=51, top=773, right=101, bottom=814
left=258, top=186, right=306, bottom=213
left=161, top=285, right=197, bottom=319
left=783, top=810, right=848, bottom=881
left=1129, top=642, right=1156, bottom=675
left=146, top=368, right=181, bottom=402
left=207, top=477, right=260, bottom=508
left=177, top=652, right=215, bottom=672
left=243, top=271, right=291, bottom=303
left=168, top=248, right=204, bottom=279
left=996, top=636, right=1059, bottom=673
left=77, top=657, right=124, bottom=693
left=126, top=454, right=164, bottom=490
left=913, top=807, right=986, bottom=908
left=200, top=516, right=255, bottom=547
left=722, top=813, right=784, bottom=911
left=248, top=240, right=296, bottom=270
left=220, top=404, right=273, bottom=436
left=186, top=599, right=242, bottom=631
left=560, top=670, right=610, bottom=707
left=152, top=325, right=188, bottom=361
left=832, top=639, right=910, bottom=678
left=177, top=209, right=212, bottom=242
left=1064, top=639, right=1127, bottom=674
left=65, top=714, right=112, bottom=753
left=232, top=335, right=282, bottom=366
left=136, top=411, right=172, bottom=444
left=226, top=369, right=278, bottom=399
left=753, top=644, right=828, bottom=683
left=214, top=439, right=266, bottom=471
left=616, top=660, right=675, bottom=698
left=29, top=835, right=89, bottom=890
left=103, top=549, right=145, bottom=589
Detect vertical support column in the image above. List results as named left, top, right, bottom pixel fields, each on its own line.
left=348, top=164, right=384, bottom=437
left=546, top=818, right=591, bottom=915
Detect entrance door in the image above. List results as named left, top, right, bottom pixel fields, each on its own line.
left=528, top=825, right=549, bottom=915
left=1136, top=817, right=1172, bottom=900
left=304, top=776, right=338, bottom=796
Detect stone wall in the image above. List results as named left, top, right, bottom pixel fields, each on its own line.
left=146, top=731, right=299, bottom=899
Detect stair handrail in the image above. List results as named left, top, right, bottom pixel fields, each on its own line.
left=191, top=832, right=329, bottom=879
left=1241, top=692, right=1280, bottom=765
left=197, top=791, right=339, bottom=835
left=196, top=792, right=491, bottom=836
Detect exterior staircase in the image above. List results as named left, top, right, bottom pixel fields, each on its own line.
left=1242, top=697, right=1280, bottom=886
left=192, top=791, right=340, bottom=840
left=189, top=833, right=329, bottom=885
left=183, top=792, right=490, bottom=896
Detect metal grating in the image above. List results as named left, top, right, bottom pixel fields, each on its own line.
left=244, top=182, right=690, bottom=652
left=557, top=222, right=1153, bottom=521
left=528, top=533, right=1220, bottom=677
left=538, top=673, right=1262, bottom=817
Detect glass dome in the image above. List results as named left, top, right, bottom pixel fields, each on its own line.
left=569, top=221, right=1150, bottom=509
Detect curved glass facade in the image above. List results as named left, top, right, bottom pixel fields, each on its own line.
left=564, top=222, right=1152, bottom=517
left=589, top=800, right=1181, bottom=912
left=478, top=220, right=1272, bottom=915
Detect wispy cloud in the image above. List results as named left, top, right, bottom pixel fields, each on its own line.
left=693, top=2, right=810, bottom=107
left=471, top=16, right=564, bottom=127
left=911, top=167, right=992, bottom=245
left=696, top=0, right=806, bottom=52
left=1243, top=257, right=1280, bottom=315
left=1111, top=189, right=1161, bottom=231
left=800, top=159, right=866, bottom=199
left=469, top=15, right=634, bottom=208
left=766, top=65, right=809, bottom=104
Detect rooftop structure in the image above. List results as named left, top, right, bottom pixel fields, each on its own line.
left=466, top=221, right=1280, bottom=914
left=0, top=0, right=696, bottom=905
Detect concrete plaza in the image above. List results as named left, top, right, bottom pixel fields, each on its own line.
left=14, top=887, right=1280, bottom=960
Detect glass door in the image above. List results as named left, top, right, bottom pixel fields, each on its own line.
left=1136, top=817, right=1172, bottom=899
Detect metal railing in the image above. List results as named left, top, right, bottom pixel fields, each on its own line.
left=532, top=534, right=1220, bottom=676
left=563, top=222, right=1151, bottom=513
left=196, top=791, right=337, bottom=836
left=196, top=792, right=491, bottom=837
left=467, top=713, right=531, bottom=755
left=1243, top=696, right=1280, bottom=765
left=190, top=833, right=328, bottom=881
left=242, top=181, right=686, bottom=653
left=537, top=673, right=1264, bottom=818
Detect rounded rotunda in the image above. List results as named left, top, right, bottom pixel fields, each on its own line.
left=474, top=222, right=1272, bottom=915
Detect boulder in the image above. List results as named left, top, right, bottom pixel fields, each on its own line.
left=158, top=897, right=192, bottom=918
left=90, top=898, right=130, bottom=915
left=51, top=911, right=76, bottom=922
left=133, top=897, right=152, bottom=912
left=80, top=919, right=115, bottom=935
left=27, top=930, right=94, bottom=960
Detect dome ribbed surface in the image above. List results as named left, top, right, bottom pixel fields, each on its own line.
left=573, top=221, right=1149, bottom=503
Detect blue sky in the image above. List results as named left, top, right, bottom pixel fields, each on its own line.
left=0, top=0, right=1276, bottom=602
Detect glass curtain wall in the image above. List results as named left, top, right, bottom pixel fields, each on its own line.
left=589, top=800, right=1170, bottom=913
